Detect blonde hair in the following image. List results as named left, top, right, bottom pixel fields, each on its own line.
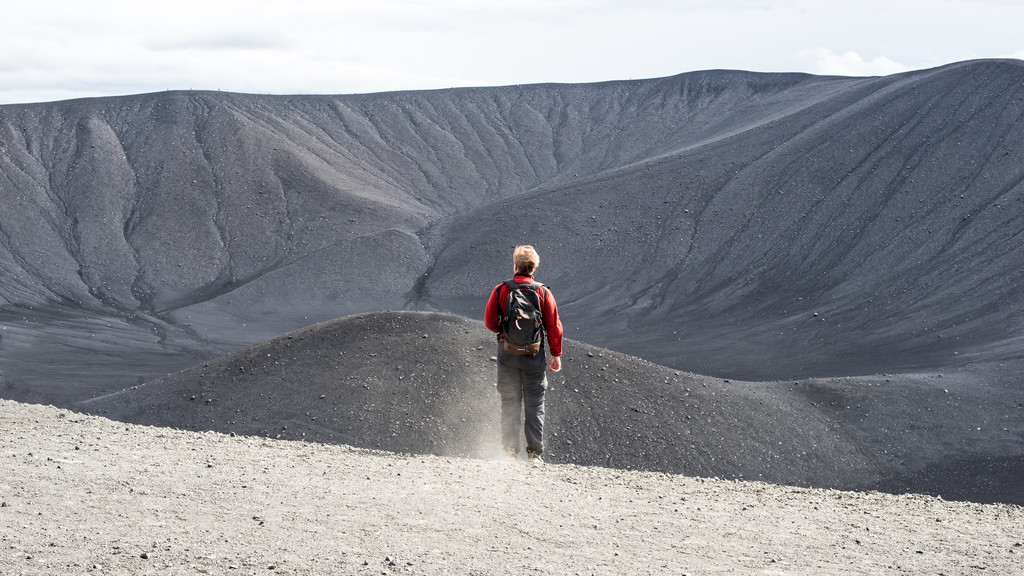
left=513, top=245, right=540, bottom=274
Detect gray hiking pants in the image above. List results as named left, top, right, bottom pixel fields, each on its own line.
left=496, top=344, right=548, bottom=455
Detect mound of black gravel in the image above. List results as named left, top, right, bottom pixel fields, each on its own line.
left=86, top=311, right=1024, bottom=504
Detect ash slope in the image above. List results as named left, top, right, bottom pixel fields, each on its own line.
left=4, top=61, right=1024, bottom=400
left=7, top=399, right=1024, bottom=576
left=1, top=68, right=842, bottom=318
left=424, top=59, right=1024, bottom=379
left=87, top=311, right=1024, bottom=505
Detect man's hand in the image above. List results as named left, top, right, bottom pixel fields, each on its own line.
left=548, top=356, right=562, bottom=373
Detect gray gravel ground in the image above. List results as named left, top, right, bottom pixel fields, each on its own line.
left=2, top=399, right=1021, bottom=576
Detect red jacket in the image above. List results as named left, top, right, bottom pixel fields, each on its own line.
left=485, top=274, right=563, bottom=357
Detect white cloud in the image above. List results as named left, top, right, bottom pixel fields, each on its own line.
left=3, top=1, right=1024, bottom=104
left=801, top=49, right=910, bottom=77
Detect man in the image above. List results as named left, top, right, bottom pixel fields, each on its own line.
left=484, top=245, right=563, bottom=464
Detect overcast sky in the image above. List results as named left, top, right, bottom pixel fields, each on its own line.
left=2, top=0, right=1022, bottom=105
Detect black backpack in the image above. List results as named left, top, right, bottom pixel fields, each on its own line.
left=501, top=279, right=544, bottom=356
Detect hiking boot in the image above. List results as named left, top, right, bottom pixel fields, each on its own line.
left=527, top=450, right=543, bottom=465
left=503, top=447, right=519, bottom=462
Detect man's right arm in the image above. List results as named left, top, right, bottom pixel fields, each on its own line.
left=540, top=287, right=563, bottom=357
left=548, top=356, right=561, bottom=373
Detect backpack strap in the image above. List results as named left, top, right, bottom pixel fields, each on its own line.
left=502, top=279, right=544, bottom=312
left=504, top=279, right=543, bottom=292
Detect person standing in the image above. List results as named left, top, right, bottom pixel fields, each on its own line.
left=484, top=245, right=563, bottom=464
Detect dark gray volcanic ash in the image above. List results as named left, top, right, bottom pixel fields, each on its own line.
left=86, top=311, right=1024, bottom=505
left=2, top=61, right=1024, bottom=504
left=422, top=60, right=1024, bottom=379
left=4, top=60, right=1024, bottom=401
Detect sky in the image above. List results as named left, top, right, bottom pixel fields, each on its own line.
left=2, top=0, right=1023, bottom=105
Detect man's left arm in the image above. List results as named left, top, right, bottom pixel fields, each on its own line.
left=484, top=284, right=503, bottom=334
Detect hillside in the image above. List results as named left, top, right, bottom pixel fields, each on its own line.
left=84, top=311, right=1024, bottom=504
left=3, top=60, right=1024, bottom=401
left=2, top=61, right=1024, bottom=505
left=4, top=399, right=1022, bottom=576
